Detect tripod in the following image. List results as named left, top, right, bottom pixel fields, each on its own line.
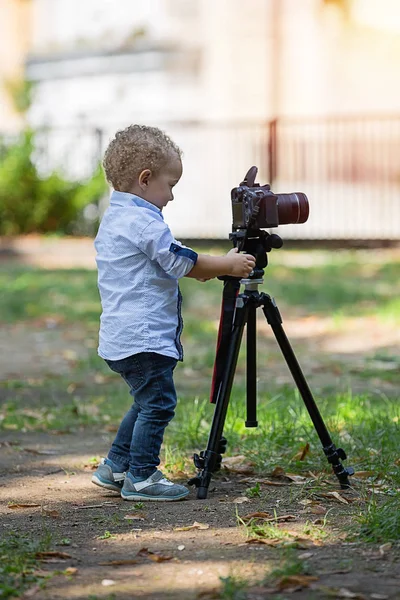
left=188, top=230, right=354, bottom=500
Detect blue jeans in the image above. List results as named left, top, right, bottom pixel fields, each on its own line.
left=105, top=352, right=178, bottom=479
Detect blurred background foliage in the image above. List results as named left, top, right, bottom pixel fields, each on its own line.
left=0, top=129, right=107, bottom=235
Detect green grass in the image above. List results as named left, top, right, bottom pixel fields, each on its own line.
left=216, top=549, right=312, bottom=599
left=261, top=261, right=400, bottom=318
left=0, top=531, right=53, bottom=599
left=268, top=548, right=311, bottom=580
left=357, top=492, right=400, bottom=543
left=218, top=574, right=249, bottom=600
left=0, top=267, right=100, bottom=324
left=2, top=380, right=399, bottom=486
left=1, top=250, right=399, bottom=325
left=1, top=248, right=400, bottom=548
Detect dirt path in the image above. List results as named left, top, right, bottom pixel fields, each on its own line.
left=0, top=235, right=97, bottom=269
left=1, top=430, right=400, bottom=600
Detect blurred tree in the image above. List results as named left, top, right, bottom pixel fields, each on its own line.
left=4, top=78, right=35, bottom=115
left=0, top=130, right=107, bottom=235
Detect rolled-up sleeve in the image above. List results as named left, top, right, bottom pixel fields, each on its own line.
left=138, top=219, right=198, bottom=279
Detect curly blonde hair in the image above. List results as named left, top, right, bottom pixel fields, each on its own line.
left=103, top=124, right=182, bottom=191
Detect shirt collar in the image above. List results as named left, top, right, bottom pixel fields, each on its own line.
left=110, top=191, right=162, bottom=216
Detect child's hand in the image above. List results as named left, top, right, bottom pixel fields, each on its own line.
left=226, top=248, right=256, bottom=278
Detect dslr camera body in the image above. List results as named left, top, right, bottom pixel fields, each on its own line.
left=231, top=166, right=309, bottom=230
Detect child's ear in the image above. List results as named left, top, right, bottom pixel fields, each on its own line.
left=138, top=169, right=152, bottom=189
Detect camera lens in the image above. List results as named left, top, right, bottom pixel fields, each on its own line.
left=276, top=193, right=309, bottom=225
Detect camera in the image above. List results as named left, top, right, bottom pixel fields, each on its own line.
left=231, top=166, right=309, bottom=230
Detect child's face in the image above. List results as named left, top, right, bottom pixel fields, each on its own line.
left=136, top=152, right=183, bottom=210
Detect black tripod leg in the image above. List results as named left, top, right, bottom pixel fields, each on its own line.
left=261, top=293, right=354, bottom=488
left=189, top=297, right=249, bottom=499
left=246, top=301, right=258, bottom=427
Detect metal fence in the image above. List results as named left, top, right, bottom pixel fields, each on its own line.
left=269, top=115, right=400, bottom=239
left=30, top=116, right=400, bottom=239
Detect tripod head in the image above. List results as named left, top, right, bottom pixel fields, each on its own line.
left=229, top=228, right=283, bottom=275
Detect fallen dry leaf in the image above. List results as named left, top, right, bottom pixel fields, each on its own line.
left=379, top=542, right=392, bottom=556
left=335, top=589, right=366, bottom=599
left=31, top=569, right=53, bottom=577
left=174, top=521, right=210, bottom=531
left=72, top=503, right=118, bottom=510
left=35, top=551, right=72, bottom=561
left=245, top=537, right=281, bottom=546
left=282, top=530, right=323, bottom=546
left=232, top=496, right=251, bottom=504
left=273, top=514, right=297, bottom=523
left=285, top=474, right=308, bottom=484
left=293, top=537, right=322, bottom=549
left=291, top=443, right=310, bottom=461
left=99, top=559, right=139, bottom=566
left=8, top=503, right=41, bottom=509
left=221, top=455, right=255, bottom=474
left=19, top=409, right=44, bottom=419
left=41, top=507, right=60, bottom=518
left=277, top=574, right=318, bottom=591
left=137, top=547, right=173, bottom=562
left=317, top=568, right=353, bottom=577
left=241, top=511, right=273, bottom=521
left=124, top=514, right=145, bottom=521
left=353, top=470, right=376, bottom=478
left=241, top=512, right=296, bottom=524
left=64, top=567, right=78, bottom=575
left=367, top=478, right=385, bottom=486
left=298, top=552, right=314, bottom=560
left=222, top=455, right=247, bottom=465
left=320, top=491, right=350, bottom=505
left=270, top=466, right=286, bottom=478
left=256, top=479, right=288, bottom=487
left=83, top=462, right=99, bottom=470
left=310, top=504, right=327, bottom=515
left=263, top=467, right=308, bottom=485
left=23, top=448, right=57, bottom=455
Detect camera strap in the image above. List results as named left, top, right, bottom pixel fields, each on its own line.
left=210, top=277, right=241, bottom=404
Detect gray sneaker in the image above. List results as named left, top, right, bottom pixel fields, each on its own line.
left=121, top=470, right=189, bottom=501
left=91, top=458, right=126, bottom=492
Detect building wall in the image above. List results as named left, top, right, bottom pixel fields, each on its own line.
left=0, top=0, right=32, bottom=132
left=3, top=0, right=400, bottom=127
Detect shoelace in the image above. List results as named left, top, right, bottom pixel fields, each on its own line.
left=159, top=477, right=174, bottom=486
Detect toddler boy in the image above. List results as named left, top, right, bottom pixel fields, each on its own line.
left=92, top=124, right=255, bottom=501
